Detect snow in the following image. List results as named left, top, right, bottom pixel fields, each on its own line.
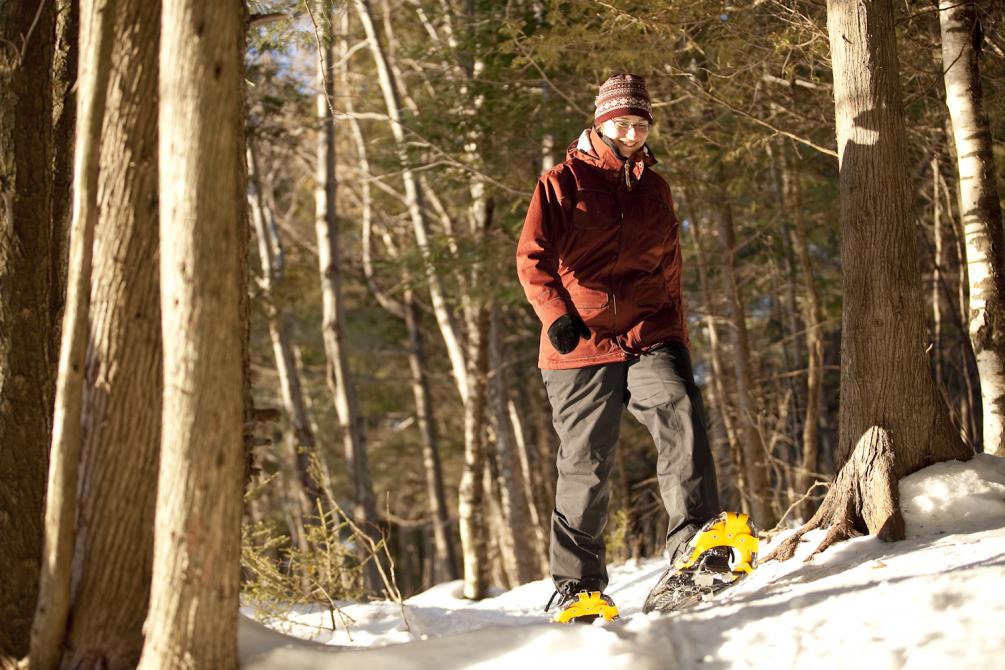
left=240, top=455, right=1005, bottom=669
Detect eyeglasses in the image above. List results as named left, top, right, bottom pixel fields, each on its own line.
left=612, top=119, right=651, bottom=132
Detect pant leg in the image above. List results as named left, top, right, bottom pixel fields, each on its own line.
left=624, top=342, right=721, bottom=561
left=542, top=362, right=627, bottom=593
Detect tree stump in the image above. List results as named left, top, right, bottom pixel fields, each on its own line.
left=766, top=426, right=905, bottom=561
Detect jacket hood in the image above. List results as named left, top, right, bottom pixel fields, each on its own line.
left=567, top=128, right=656, bottom=188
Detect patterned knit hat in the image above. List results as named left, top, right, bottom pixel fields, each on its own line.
left=594, top=73, right=653, bottom=125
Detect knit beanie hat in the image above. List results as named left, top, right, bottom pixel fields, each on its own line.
left=594, top=73, right=653, bottom=125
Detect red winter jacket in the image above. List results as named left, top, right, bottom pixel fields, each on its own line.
left=516, top=128, right=688, bottom=370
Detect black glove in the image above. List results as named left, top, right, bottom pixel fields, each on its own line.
left=547, top=314, right=591, bottom=355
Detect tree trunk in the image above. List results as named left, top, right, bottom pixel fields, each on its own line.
left=247, top=142, right=326, bottom=524
left=137, top=0, right=245, bottom=666
left=314, top=1, right=381, bottom=594
left=339, top=9, right=454, bottom=584
left=30, top=0, right=115, bottom=665
left=941, top=164, right=982, bottom=447
left=939, top=0, right=1005, bottom=456
left=769, top=0, right=974, bottom=560
left=782, top=155, right=827, bottom=521
left=512, top=381, right=555, bottom=539
left=50, top=0, right=78, bottom=346
left=353, top=0, right=469, bottom=402
left=488, top=307, right=543, bottom=584
left=49, top=0, right=161, bottom=666
left=684, top=194, right=744, bottom=512
left=716, top=196, right=777, bottom=528
left=0, top=0, right=56, bottom=663
left=404, top=291, right=459, bottom=582
left=506, top=397, right=550, bottom=576
left=931, top=156, right=945, bottom=388
left=459, top=285, right=490, bottom=599
left=456, top=117, right=493, bottom=597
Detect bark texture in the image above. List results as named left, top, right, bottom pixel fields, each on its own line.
left=769, top=0, right=973, bottom=561
left=55, top=0, right=162, bottom=666
left=458, top=306, right=490, bottom=599
left=137, top=0, right=245, bottom=667
left=0, top=0, right=56, bottom=663
left=939, top=0, right=1005, bottom=456
left=31, top=0, right=116, bottom=665
left=50, top=0, right=78, bottom=342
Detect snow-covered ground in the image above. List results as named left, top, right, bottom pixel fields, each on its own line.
left=240, top=454, right=1005, bottom=669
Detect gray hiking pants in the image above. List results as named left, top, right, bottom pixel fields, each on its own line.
left=541, top=341, right=720, bottom=594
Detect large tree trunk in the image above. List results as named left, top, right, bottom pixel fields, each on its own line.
left=314, top=1, right=381, bottom=595
left=716, top=196, right=777, bottom=528
left=771, top=0, right=972, bottom=560
left=137, top=1, right=245, bottom=667
left=0, top=0, right=56, bottom=663
left=47, top=1, right=161, bottom=667
left=939, top=0, right=1005, bottom=456
left=30, top=0, right=115, bottom=666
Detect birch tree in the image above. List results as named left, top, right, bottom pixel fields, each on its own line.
left=939, top=0, right=1005, bottom=456
left=352, top=0, right=491, bottom=598
left=338, top=10, right=458, bottom=581
left=313, top=0, right=382, bottom=594
left=137, top=0, right=245, bottom=666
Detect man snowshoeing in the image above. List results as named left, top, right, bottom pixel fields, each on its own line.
left=515, top=73, right=757, bottom=623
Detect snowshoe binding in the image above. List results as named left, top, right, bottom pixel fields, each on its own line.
left=546, top=590, right=620, bottom=624
left=642, top=511, right=759, bottom=614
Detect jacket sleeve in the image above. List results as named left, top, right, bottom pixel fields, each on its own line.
left=516, top=174, right=570, bottom=329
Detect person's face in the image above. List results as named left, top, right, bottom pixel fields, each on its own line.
left=600, top=114, right=651, bottom=158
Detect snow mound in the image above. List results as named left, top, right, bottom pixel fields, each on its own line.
left=900, top=454, right=1005, bottom=535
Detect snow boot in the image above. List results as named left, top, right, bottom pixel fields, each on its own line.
left=642, top=511, right=759, bottom=614
left=546, top=590, right=620, bottom=624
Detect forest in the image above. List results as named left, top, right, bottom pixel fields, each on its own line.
left=1, top=0, right=1004, bottom=667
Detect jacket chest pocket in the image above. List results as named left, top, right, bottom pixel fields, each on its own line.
left=570, top=189, right=619, bottom=230
left=627, top=196, right=672, bottom=272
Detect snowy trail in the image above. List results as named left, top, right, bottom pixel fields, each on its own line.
left=240, top=455, right=1005, bottom=669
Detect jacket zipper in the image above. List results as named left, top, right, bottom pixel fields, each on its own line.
left=612, top=208, right=630, bottom=359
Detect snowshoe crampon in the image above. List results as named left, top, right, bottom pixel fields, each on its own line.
left=642, top=512, right=759, bottom=614
left=551, top=591, right=620, bottom=624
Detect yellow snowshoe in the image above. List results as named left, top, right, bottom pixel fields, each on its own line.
left=549, top=591, right=620, bottom=624
left=643, top=512, right=759, bottom=614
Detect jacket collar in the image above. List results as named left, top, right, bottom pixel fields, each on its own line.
left=569, top=128, right=656, bottom=189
